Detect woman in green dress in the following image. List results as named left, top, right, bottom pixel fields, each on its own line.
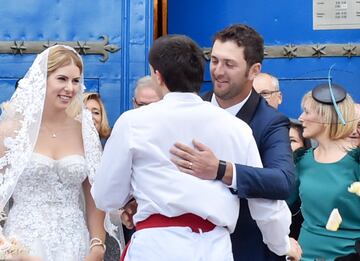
left=294, top=83, right=360, bottom=260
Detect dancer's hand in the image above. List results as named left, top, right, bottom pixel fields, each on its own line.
left=286, top=238, right=302, bottom=261
left=121, top=199, right=138, bottom=229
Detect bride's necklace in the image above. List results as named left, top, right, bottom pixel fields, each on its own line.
left=42, top=124, right=60, bottom=139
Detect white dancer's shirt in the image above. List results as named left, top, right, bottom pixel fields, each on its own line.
left=92, top=92, right=291, bottom=255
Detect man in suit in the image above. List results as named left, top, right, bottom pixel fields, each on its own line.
left=170, top=24, right=296, bottom=261
left=132, top=76, right=163, bottom=108
left=253, top=72, right=282, bottom=109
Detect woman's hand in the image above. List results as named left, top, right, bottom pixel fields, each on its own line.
left=82, top=177, right=106, bottom=261
left=84, top=245, right=105, bottom=261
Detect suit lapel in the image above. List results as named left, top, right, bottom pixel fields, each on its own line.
left=202, top=89, right=260, bottom=125
left=235, top=89, right=260, bottom=125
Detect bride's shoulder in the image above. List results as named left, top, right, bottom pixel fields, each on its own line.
left=66, top=117, right=81, bottom=129
left=0, top=119, right=21, bottom=155
left=0, top=119, right=21, bottom=136
left=58, top=117, right=82, bottom=140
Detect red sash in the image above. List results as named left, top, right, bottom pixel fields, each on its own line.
left=120, top=213, right=216, bottom=261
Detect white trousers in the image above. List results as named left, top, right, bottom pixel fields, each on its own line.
left=124, top=226, right=233, bottom=261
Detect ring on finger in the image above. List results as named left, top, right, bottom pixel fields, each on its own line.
left=188, top=161, right=193, bottom=169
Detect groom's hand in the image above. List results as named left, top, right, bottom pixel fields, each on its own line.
left=170, top=139, right=219, bottom=180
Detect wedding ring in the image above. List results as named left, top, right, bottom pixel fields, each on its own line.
left=188, top=161, right=193, bottom=170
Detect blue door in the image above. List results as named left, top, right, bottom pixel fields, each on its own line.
left=0, top=0, right=153, bottom=125
left=168, top=0, right=360, bottom=119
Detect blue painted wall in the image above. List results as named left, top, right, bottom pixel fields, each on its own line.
left=0, top=0, right=153, bottom=125
left=168, top=0, right=360, bottom=119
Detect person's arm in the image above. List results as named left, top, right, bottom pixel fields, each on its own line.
left=248, top=197, right=302, bottom=259
left=235, top=115, right=295, bottom=199
left=83, top=178, right=106, bottom=261
left=91, top=114, right=133, bottom=211
left=245, top=136, right=301, bottom=260
left=170, top=115, right=295, bottom=200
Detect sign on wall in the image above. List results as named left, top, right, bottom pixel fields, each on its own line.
left=313, top=0, right=360, bottom=30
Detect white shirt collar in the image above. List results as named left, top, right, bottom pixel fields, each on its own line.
left=210, top=90, right=252, bottom=116
left=163, top=92, right=203, bottom=102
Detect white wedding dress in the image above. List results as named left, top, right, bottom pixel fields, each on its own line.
left=4, top=152, right=90, bottom=261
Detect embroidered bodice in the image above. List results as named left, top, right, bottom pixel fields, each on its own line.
left=4, top=153, right=90, bottom=261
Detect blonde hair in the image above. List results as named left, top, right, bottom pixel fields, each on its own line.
left=301, top=91, right=357, bottom=140
left=47, top=46, right=83, bottom=75
left=83, top=92, right=111, bottom=139
left=47, top=46, right=84, bottom=118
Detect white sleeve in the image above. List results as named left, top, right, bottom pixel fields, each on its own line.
left=245, top=137, right=291, bottom=256
left=245, top=136, right=263, bottom=168
left=228, top=163, right=237, bottom=189
left=248, top=198, right=291, bottom=256
left=91, top=113, right=133, bottom=211
left=229, top=131, right=261, bottom=189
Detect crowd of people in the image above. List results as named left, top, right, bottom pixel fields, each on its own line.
left=0, top=23, right=359, bottom=261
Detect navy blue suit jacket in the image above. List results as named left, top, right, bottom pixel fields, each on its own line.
left=203, top=90, right=295, bottom=261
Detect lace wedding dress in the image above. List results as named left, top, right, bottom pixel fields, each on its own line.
left=0, top=45, right=114, bottom=261
left=3, top=153, right=90, bottom=261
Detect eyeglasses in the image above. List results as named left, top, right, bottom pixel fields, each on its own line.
left=259, top=90, right=280, bottom=99
left=132, top=97, right=151, bottom=107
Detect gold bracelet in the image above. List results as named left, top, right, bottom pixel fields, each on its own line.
left=90, top=237, right=103, bottom=245
left=90, top=241, right=107, bottom=252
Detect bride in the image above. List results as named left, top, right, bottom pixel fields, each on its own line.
left=0, top=45, right=105, bottom=261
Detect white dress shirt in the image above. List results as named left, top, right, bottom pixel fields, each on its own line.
left=92, top=92, right=291, bottom=255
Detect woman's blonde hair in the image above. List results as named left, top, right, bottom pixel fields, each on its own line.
left=47, top=46, right=83, bottom=75
left=301, top=91, right=357, bottom=140
left=47, top=45, right=84, bottom=118
left=83, top=92, right=111, bottom=139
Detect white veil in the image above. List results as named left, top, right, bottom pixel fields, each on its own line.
left=0, top=46, right=124, bottom=253
left=0, top=45, right=102, bottom=211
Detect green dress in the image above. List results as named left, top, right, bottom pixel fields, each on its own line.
left=295, top=148, right=360, bottom=261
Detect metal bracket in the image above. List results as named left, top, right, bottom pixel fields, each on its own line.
left=312, top=44, right=327, bottom=58
left=203, top=48, right=211, bottom=61
left=283, top=44, right=298, bottom=59
left=202, top=43, right=360, bottom=60
left=0, top=35, right=120, bottom=62
left=343, top=43, right=357, bottom=58
left=73, top=41, right=91, bottom=55
left=10, top=40, right=27, bottom=55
